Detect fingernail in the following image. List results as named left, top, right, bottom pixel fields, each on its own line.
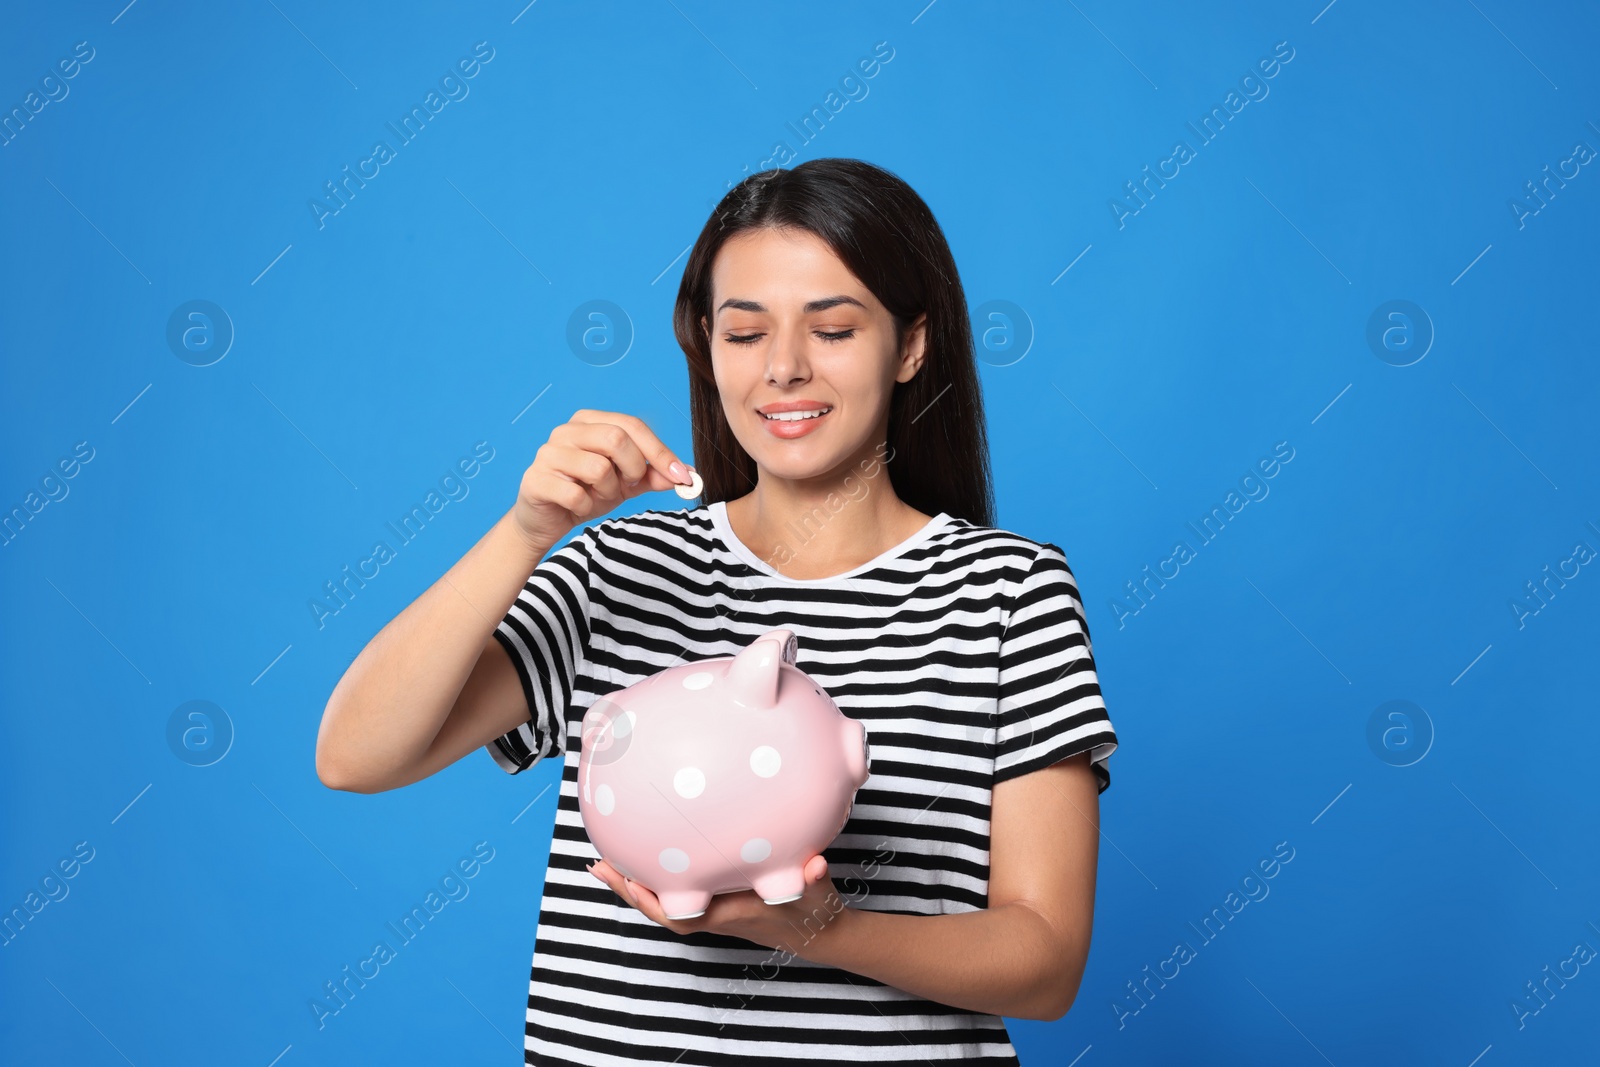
left=668, top=460, right=690, bottom=484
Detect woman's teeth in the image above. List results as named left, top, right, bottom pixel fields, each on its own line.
left=762, top=408, right=831, bottom=422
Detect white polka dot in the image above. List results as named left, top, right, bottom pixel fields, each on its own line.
left=595, top=784, right=614, bottom=815
left=681, top=671, right=714, bottom=690
left=750, top=746, right=781, bottom=777
left=674, top=766, right=706, bottom=798
left=613, top=710, right=634, bottom=738
left=740, top=838, right=771, bottom=863
left=659, top=848, right=690, bottom=873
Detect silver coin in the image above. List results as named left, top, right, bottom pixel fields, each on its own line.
left=674, top=468, right=703, bottom=499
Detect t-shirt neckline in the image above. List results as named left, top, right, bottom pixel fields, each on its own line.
left=707, top=499, right=950, bottom=585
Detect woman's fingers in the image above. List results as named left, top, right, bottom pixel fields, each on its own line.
left=589, top=860, right=675, bottom=924
left=541, top=442, right=626, bottom=503
left=568, top=410, right=694, bottom=490
left=511, top=410, right=695, bottom=552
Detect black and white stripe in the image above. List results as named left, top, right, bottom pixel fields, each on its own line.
left=488, top=500, right=1117, bottom=1065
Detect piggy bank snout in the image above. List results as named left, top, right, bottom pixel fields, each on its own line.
left=842, top=717, right=870, bottom=785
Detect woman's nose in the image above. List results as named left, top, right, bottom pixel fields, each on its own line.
left=764, top=330, right=811, bottom=385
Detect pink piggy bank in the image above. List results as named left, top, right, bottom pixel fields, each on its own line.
left=577, top=628, right=871, bottom=920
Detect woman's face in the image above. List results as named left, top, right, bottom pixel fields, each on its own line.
left=702, top=226, right=926, bottom=487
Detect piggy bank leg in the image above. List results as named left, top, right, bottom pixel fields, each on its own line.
left=658, top=888, right=714, bottom=921
left=751, top=868, right=806, bottom=906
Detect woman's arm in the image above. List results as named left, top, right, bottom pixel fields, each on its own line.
left=316, top=411, right=693, bottom=793
left=801, top=752, right=1101, bottom=1021
left=315, top=507, right=555, bottom=793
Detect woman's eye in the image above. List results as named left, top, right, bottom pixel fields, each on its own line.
left=722, top=329, right=856, bottom=346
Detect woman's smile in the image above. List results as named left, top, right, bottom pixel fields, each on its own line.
left=758, top=402, right=834, bottom=438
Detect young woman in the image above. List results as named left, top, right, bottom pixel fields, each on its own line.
left=316, top=157, right=1118, bottom=1065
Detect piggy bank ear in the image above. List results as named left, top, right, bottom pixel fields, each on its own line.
left=727, top=629, right=798, bottom=709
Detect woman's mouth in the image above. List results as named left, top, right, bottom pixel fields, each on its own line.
left=759, top=405, right=832, bottom=438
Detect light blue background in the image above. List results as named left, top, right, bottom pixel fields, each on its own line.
left=3, top=2, right=1596, bottom=1064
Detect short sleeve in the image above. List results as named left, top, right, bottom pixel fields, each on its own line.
left=484, top=525, right=597, bottom=774
left=995, top=542, right=1118, bottom=793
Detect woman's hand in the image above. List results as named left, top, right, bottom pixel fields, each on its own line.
left=511, top=409, right=694, bottom=552
left=587, top=855, right=853, bottom=959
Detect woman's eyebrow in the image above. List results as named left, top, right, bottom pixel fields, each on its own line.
left=715, top=295, right=867, bottom=315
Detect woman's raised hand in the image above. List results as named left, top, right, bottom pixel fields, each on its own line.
left=511, top=409, right=695, bottom=552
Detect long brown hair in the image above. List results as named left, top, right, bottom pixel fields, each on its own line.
left=671, top=157, right=995, bottom=528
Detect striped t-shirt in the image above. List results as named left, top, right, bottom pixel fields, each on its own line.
left=487, top=500, right=1118, bottom=1065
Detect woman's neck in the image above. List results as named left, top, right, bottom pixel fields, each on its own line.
left=723, top=485, right=934, bottom=580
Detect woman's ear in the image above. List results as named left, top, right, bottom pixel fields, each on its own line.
left=896, top=312, right=929, bottom=383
